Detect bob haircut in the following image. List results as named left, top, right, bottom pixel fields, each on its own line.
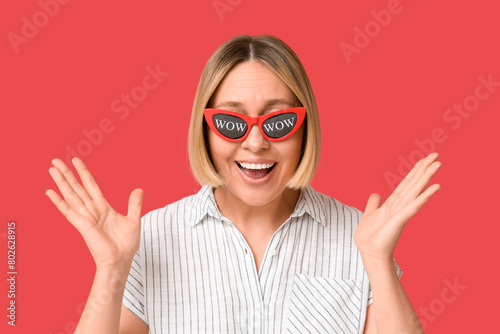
left=188, top=34, right=321, bottom=189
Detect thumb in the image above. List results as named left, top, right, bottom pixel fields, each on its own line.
left=364, top=193, right=382, bottom=214
left=127, top=188, right=144, bottom=222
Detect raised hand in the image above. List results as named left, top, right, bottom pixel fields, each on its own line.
left=46, top=158, right=143, bottom=270
left=354, top=152, right=442, bottom=263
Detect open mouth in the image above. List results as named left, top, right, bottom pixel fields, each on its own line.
left=236, top=161, right=276, bottom=179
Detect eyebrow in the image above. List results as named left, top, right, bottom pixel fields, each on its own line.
left=214, top=98, right=295, bottom=111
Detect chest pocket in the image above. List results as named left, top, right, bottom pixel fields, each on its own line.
left=286, top=274, right=364, bottom=334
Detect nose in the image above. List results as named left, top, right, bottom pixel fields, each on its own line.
left=240, top=124, right=270, bottom=151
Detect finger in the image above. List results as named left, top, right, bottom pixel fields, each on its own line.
left=392, top=159, right=424, bottom=195
left=127, top=189, right=144, bottom=222
left=391, top=152, right=439, bottom=200
left=72, top=158, right=105, bottom=200
left=400, top=153, right=440, bottom=196
left=401, top=183, right=441, bottom=219
left=48, top=165, right=86, bottom=211
left=51, top=158, right=98, bottom=217
left=45, top=189, right=89, bottom=233
left=364, top=193, right=382, bottom=215
left=406, top=160, right=442, bottom=199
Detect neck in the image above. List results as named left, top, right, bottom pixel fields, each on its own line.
left=213, top=186, right=301, bottom=233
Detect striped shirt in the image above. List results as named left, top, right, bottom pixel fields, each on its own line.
left=123, top=185, right=402, bottom=333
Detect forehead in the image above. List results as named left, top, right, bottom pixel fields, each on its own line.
left=210, top=61, right=296, bottom=110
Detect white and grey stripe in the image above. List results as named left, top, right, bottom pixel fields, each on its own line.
left=123, top=185, right=402, bottom=333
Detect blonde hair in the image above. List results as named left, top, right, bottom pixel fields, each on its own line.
left=188, top=34, right=321, bottom=189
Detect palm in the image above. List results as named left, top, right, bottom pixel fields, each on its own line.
left=75, top=199, right=140, bottom=267
left=354, top=153, right=442, bottom=261
left=46, top=158, right=143, bottom=269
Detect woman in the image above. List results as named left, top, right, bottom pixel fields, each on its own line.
left=46, top=35, right=441, bottom=333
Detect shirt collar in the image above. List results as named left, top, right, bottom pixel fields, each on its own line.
left=289, top=185, right=327, bottom=226
left=190, top=185, right=220, bottom=227
left=190, top=184, right=327, bottom=227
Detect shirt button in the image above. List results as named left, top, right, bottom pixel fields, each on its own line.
left=255, top=303, right=261, bottom=311
left=270, top=249, right=277, bottom=256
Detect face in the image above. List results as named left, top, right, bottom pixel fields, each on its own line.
left=207, top=61, right=305, bottom=207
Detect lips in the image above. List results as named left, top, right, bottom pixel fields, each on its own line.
left=236, top=161, right=276, bottom=179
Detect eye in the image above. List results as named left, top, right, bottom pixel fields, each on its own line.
left=212, top=114, right=248, bottom=139
left=262, top=113, right=298, bottom=138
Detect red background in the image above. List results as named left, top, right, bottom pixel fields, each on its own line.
left=1, top=0, right=499, bottom=332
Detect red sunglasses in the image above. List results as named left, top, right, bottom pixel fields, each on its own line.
left=204, top=107, right=306, bottom=142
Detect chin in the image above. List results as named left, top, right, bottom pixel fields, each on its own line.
left=232, top=185, right=281, bottom=207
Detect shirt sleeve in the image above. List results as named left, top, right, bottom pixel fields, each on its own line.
left=367, top=258, right=403, bottom=306
left=122, top=248, right=148, bottom=324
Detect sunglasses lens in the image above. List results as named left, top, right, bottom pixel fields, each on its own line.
left=212, top=114, right=248, bottom=139
left=262, top=113, right=298, bottom=139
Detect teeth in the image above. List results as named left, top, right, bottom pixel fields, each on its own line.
left=238, top=162, right=275, bottom=170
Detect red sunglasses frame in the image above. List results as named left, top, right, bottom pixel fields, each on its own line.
left=204, top=107, right=306, bottom=142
